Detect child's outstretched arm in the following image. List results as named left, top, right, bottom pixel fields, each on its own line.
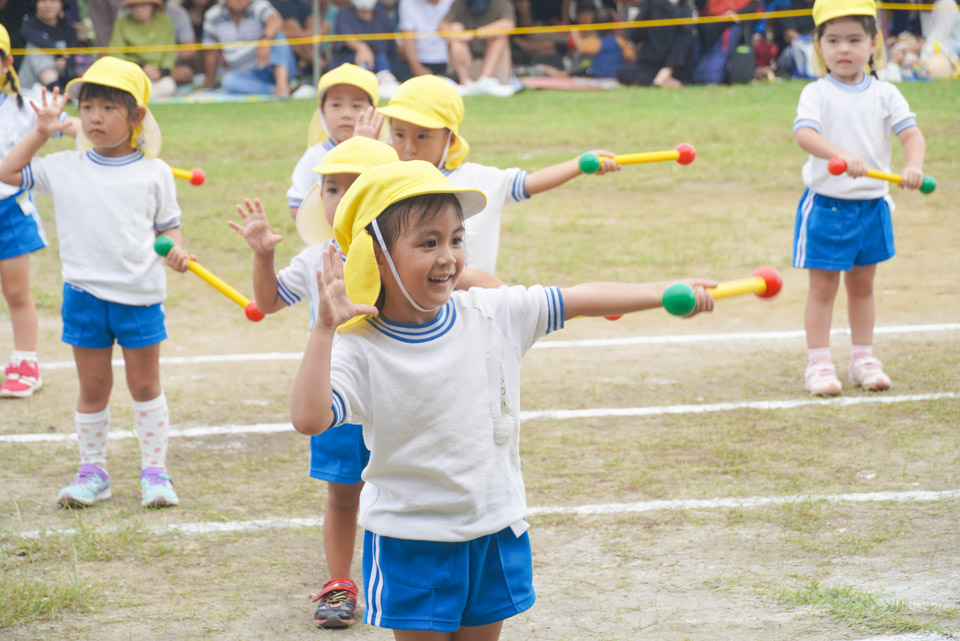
left=897, top=126, right=926, bottom=190
left=291, top=245, right=379, bottom=436
left=795, top=127, right=866, bottom=178
left=0, top=87, right=70, bottom=187
left=561, top=279, right=716, bottom=321
left=228, top=198, right=287, bottom=314
left=523, top=149, right=621, bottom=196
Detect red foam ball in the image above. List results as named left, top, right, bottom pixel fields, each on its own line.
left=245, top=301, right=265, bottom=322
left=676, top=143, right=696, bottom=165
left=190, top=168, right=206, bottom=186
left=753, top=266, right=782, bottom=299
left=604, top=315, right=623, bottom=321
left=827, top=157, right=846, bottom=176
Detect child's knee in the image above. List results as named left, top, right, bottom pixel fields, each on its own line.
left=328, top=482, right=363, bottom=509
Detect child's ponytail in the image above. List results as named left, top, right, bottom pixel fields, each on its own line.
left=1, top=50, right=24, bottom=109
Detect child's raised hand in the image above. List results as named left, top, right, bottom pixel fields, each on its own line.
left=837, top=152, right=866, bottom=178
left=353, top=106, right=384, bottom=140
left=900, top=165, right=924, bottom=190
left=30, top=87, right=69, bottom=138
left=228, top=198, right=283, bottom=254
left=313, top=245, right=378, bottom=331
left=584, top=150, right=622, bottom=176
left=681, top=279, right=716, bottom=318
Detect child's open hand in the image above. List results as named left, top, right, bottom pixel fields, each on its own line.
left=30, top=87, right=69, bottom=138
left=164, top=245, right=191, bottom=273
left=584, top=150, right=622, bottom=176
left=313, top=245, right=379, bottom=331
left=836, top=152, right=866, bottom=178
left=228, top=198, right=283, bottom=254
left=681, top=279, right=716, bottom=317
left=900, top=165, right=924, bottom=190
left=353, top=106, right=384, bottom=140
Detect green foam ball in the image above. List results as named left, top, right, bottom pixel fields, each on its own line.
left=578, top=153, right=601, bottom=175
left=154, top=235, right=175, bottom=257
left=920, top=175, right=936, bottom=195
left=662, top=283, right=697, bottom=317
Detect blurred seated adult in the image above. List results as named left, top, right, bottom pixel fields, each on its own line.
left=110, top=0, right=178, bottom=97
left=398, top=0, right=455, bottom=77
left=439, top=0, right=515, bottom=94
left=164, top=0, right=198, bottom=85
left=19, top=0, right=78, bottom=90
left=330, top=0, right=399, bottom=80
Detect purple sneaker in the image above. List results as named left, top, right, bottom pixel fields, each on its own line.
left=140, top=467, right=179, bottom=508
left=58, top=465, right=111, bottom=507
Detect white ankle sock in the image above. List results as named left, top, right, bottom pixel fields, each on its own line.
left=133, top=392, right=169, bottom=470
left=850, top=344, right=873, bottom=361
left=11, top=351, right=38, bottom=366
left=76, top=408, right=109, bottom=470
left=807, top=347, right=832, bottom=363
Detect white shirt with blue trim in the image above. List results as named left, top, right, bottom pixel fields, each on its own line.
left=287, top=138, right=337, bottom=211
left=329, top=284, right=564, bottom=542
left=21, top=150, right=181, bottom=305
left=794, top=74, right=917, bottom=200
left=276, top=240, right=346, bottom=329
left=445, top=162, right=529, bottom=274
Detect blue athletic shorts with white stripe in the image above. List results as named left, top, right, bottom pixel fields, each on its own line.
left=363, top=526, right=536, bottom=632
left=0, top=191, right=47, bottom=261
left=793, top=188, right=895, bottom=271
left=309, top=423, right=369, bottom=485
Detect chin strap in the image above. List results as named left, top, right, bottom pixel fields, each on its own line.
left=438, top=130, right=453, bottom=171
left=370, top=219, right=439, bottom=314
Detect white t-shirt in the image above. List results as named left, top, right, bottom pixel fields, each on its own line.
left=330, top=284, right=565, bottom=542
left=276, top=240, right=347, bottom=329
left=1, top=95, right=39, bottom=200
left=287, top=138, right=336, bottom=210
left=445, top=162, right=529, bottom=274
left=22, top=150, right=181, bottom=305
left=793, top=74, right=917, bottom=200
left=398, top=0, right=456, bottom=64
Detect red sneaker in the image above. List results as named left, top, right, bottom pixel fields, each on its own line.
left=0, top=360, right=42, bottom=398
left=310, top=578, right=358, bottom=628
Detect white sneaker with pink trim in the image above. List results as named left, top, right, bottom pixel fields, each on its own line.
left=805, top=360, right=842, bottom=396
left=0, top=360, right=42, bottom=398
left=849, top=356, right=891, bottom=391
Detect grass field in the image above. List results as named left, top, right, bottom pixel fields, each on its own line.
left=1, top=80, right=959, bottom=641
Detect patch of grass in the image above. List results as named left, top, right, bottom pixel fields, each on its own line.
left=775, top=579, right=956, bottom=634
left=0, top=565, right=98, bottom=628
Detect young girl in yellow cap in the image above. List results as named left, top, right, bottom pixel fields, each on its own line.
left=289, top=160, right=715, bottom=639
left=0, top=23, right=77, bottom=399
left=232, top=138, right=500, bottom=628
left=376, top=74, right=620, bottom=274
left=286, top=63, right=382, bottom=220
left=793, top=0, right=926, bottom=396
left=0, top=57, right=191, bottom=509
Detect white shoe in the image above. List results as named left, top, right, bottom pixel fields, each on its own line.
left=849, top=356, right=891, bottom=391
left=471, top=76, right=516, bottom=98
left=805, top=360, right=842, bottom=396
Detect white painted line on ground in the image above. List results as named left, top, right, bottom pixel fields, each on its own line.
left=3, top=393, right=957, bottom=444
left=11, top=488, right=960, bottom=540
left=38, top=323, right=960, bottom=370
left=843, top=635, right=959, bottom=641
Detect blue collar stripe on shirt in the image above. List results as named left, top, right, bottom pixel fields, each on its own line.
left=86, top=150, right=144, bottom=166
left=824, top=73, right=872, bottom=93
left=368, top=301, right=457, bottom=343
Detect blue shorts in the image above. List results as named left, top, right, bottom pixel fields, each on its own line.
left=793, top=189, right=895, bottom=271
left=61, top=284, right=167, bottom=349
left=363, top=526, right=536, bottom=632
left=0, top=191, right=47, bottom=261
left=309, top=423, right=370, bottom=485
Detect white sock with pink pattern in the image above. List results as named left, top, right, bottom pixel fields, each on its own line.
left=76, top=408, right=109, bottom=471
left=133, top=392, right=170, bottom=471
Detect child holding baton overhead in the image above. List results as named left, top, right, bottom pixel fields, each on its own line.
left=376, top=74, right=620, bottom=274
left=792, top=0, right=926, bottom=396
left=0, top=57, right=190, bottom=508
left=289, top=160, right=714, bottom=639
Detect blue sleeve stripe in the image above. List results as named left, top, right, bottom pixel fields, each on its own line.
left=512, top=171, right=530, bottom=202
left=545, top=286, right=564, bottom=334
left=154, top=218, right=181, bottom=232
left=20, top=163, right=33, bottom=190
left=793, top=119, right=820, bottom=133
left=330, top=390, right=345, bottom=428
left=276, top=277, right=300, bottom=305
left=892, top=117, right=917, bottom=135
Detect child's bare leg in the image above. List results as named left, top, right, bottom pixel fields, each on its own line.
left=0, top=255, right=38, bottom=352
left=844, top=264, right=877, bottom=348
left=74, top=346, right=114, bottom=412
left=804, top=268, right=841, bottom=348
left=121, top=343, right=162, bottom=402
left=273, top=64, right=291, bottom=97
left=393, top=621, right=503, bottom=641
left=325, top=481, right=364, bottom=578
left=480, top=35, right=509, bottom=80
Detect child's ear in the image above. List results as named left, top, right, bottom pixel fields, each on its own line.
left=130, top=105, right=147, bottom=126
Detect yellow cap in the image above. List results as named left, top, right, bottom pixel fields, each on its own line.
left=812, top=0, right=886, bottom=74
left=0, top=24, right=20, bottom=96
left=377, top=75, right=470, bottom=171
left=65, top=56, right=161, bottom=156
left=296, top=137, right=399, bottom=245
left=307, top=64, right=379, bottom=147
left=333, top=160, right=486, bottom=332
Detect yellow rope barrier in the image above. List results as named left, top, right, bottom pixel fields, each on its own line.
left=8, top=4, right=946, bottom=57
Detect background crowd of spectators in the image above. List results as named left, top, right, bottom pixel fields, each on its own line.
left=1, top=0, right=956, bottom=98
